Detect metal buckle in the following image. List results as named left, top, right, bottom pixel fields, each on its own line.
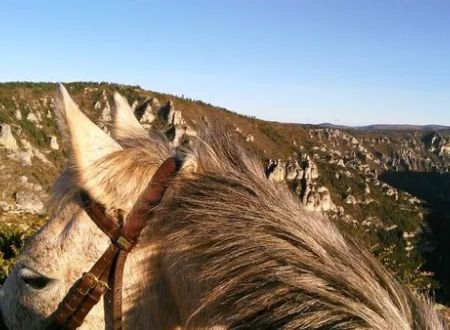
left=97, top=280, right=110, bottom=290
left=76, top=272, right=98, bottom=295
left=64, top=301, right=77, bottom=312
left=115, top=236, right=134, bottom=251
left=82, top=272, right=98, bottom=282
left=87, top=281, right=110, bottom=301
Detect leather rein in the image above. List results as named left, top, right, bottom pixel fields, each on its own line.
left=47, top=157, right=180, bottom=330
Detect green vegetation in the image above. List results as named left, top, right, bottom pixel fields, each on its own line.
left=20, top=119, right=49, bottom=147
left=259, top=122, right=286, bottom=145
left=0, top=220, right=42, bottom=283
left=0, top=227, right=25, bottom=282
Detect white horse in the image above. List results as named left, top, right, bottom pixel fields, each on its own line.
left=0, top=85, right=446, bottom=329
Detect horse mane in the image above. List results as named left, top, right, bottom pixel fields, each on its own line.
left=48, top=122, right=446, bottom=329
left=156, top=127, right=446, bottom=329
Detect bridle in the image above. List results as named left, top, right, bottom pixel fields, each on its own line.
left=45, top=157, right=180, bottom=330
left=46, top=157, right=180, bottom=329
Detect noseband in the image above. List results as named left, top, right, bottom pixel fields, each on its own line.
left=46, top=157, right=180, bottom=330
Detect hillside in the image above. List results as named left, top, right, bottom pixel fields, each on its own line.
left=0, top=82, right=449, bottom=311
left=319, top=123, right=450, bottom=131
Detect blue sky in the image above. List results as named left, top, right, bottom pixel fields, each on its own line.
left=1, top=0, right=449, bottom=125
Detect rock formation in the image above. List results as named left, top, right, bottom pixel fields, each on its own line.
left=0, top=123, right=19, bottom=151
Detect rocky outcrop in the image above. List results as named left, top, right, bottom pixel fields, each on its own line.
left=6, top=139, right=51, bottom=166
left=422, top=132, right=450, bottom=160
left=344, top=195, right=357, bottom=205
left=158, top=101, right=196, bottom=147
left=98, top=90, right=112, bottom=131
left=441, top=142, right=450, bottom=156
left=0, top=123, right=19, bottom=151
left=267, top=156, right=336, bottom=212
left=304, top=186, right=335, bottom=212
left=382, top=183, right=398, bottom=200
left=267, top=159, right=286, bottom=182
left=133, top=97, right=197, bottom=147
left=0, top=174, right=46, bottom=215
left=14, top=109, right=22, bottom=120
left=139, top=103, right=156, bottom=127
left=135, top=97, right=159, bottom=128
left=14, top=191, right=45, bottom=215
left=311, top=127, right=450, bottom=174
left=50, top=135, right=59, bottom=150
left=26, top=112, right=40, bottom=125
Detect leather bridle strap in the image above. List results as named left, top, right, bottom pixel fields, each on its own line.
left=47, top=157, right=180, bottom=329
left=49, top=244, right=119, bottom=329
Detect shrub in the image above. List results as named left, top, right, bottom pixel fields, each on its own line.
left=21, top=120, right=49, bottom=147
left=0, top=225, right=30, bottom=283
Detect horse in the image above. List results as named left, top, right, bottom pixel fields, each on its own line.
left=0, top=84, right=446, bottom=329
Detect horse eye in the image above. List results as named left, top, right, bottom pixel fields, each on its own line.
left=18, top=268, right=52, bottom=290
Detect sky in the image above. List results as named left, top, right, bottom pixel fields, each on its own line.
left=1, top=0, right=450, bottom=126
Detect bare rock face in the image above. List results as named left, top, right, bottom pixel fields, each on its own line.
left=101, top=104, right=111, bottom=123
left=267, top=156, right=337, bottom=213
left=19, top=176, right=42, bottom=192
left=423, top=132, right=450, bottom=158
left=441, top=142, right=450, bottom=156
left=364, top=184, right=371, bottom=195
left=16, top=139, right=35, bottom=166
left=139, top=104, right=156, bottom=127
left=344, top=195, right=357, bottom=205
left=7, top=139, right=51, bottom=166
left=135, top=96, right=196, bottom=147
left=50, top=135, right=59, bottom=150
left=130, top=96, right=198, bottom=148
left=26, top=112, right=39, bottom=124
left=158, top=100, right=175, bottom=124
left=426, top=133, right=442, bottom=153
left=135, top=97, right=158, bottom=128
left=317, top=186, right=335, bottom=211
left=382, top=183, right=398, bottom=200
left=246, top=135, right=255, bottom=143
left=131, top=100, right=138, bottom=111
left=285, top=163, right=299, bottom=181
left=158, top=100, right=196, bottom=147
left=173, top=110, right=186, bottom=127
left=268, top=160, right=286, bottom=183
left=304, top=157, right=319, bottom=181
left=185, top=127, right=197, bottom=137
left=15, top=191, right=45, bottom=215
left=98, top=90, right=112, bottom=132
left=15, top=109, right=22, bottom=120
left=0, top=123, right=19, bottom=151
left=304, top=186, right=336, bottom=212
left=94, top=101, right=102, bottom=110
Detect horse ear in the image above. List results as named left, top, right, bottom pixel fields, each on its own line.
left=54, top=84, right=122, bottom=199
left=112, top=92, right=148, bottom=143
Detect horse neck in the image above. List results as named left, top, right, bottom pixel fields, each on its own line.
left=122, top=228, right=180, bottom=329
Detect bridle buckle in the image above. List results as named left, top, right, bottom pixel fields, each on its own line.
left=115, top=236, right=134, bottom=252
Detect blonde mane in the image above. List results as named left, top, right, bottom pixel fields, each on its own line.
left=150, top=129, right=446, bottom=329
left=47, top=124, right=447, bottom=329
